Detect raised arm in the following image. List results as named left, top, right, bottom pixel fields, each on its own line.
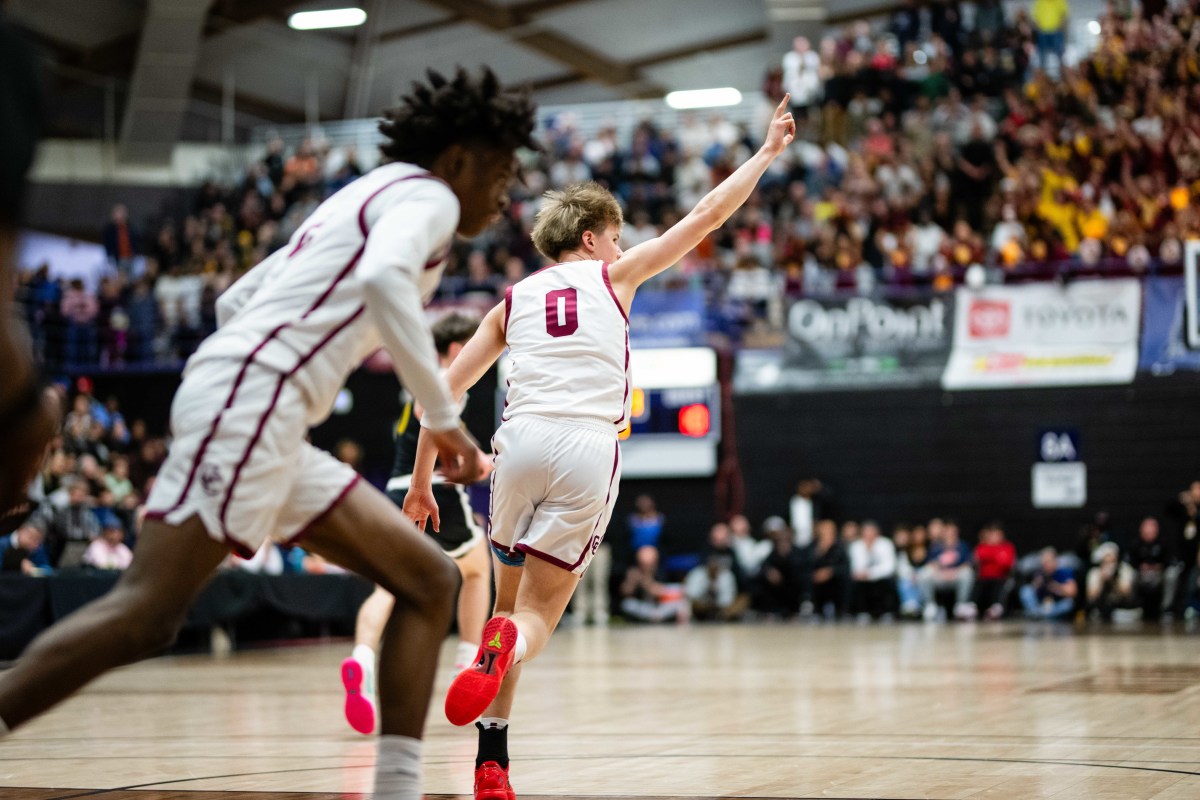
left=607, top=95, right=795, bottom=298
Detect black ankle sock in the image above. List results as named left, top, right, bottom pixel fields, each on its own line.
left=475, top=721, right=509, bottom=769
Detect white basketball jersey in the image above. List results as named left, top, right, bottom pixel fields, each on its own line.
left=502, top=260, right=631, bottom=428
left=190, top=162, right=456, bottom=426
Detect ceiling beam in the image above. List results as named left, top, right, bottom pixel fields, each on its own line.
left=204, top=0, right=313, bottom=36
left=825, top=1, right=903, bottom=26
left=527, top=28, right=769, bottom=95
left=191, top=78, right=305, bottom=124
left=631, top=28, right=769, bottom=69
left=417, top=0, right=663, bottom=98
left=57, top=0, right=311, bottom=82
left=509, top=0, right=593, bottom=14
left=118, top=0, right=211, bottom=163
left=377, top=14, right=463, bottom=44
left=530, top=72, right=585, bottom=92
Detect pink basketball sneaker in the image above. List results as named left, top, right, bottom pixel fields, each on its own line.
left=341, top=657, right=376, bottom=735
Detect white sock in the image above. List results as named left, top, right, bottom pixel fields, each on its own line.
left=353, top=643, right=376, bottom=666
left=352, top=644, right=377, bottom=697
left=513, top=630, right=528, bottom=664
left=479, top=716, right=508, bottom=730
left=373, top=735, right=422, bottom=800
left=455, top=641, right=478, bottom=669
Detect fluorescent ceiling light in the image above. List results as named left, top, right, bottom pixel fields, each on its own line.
left=665, top=88, right=743, bottom=110
left=288, top=8, right=367, bottom=30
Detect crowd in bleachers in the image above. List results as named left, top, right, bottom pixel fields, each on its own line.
left=2, top=381, right=157, bottom=573
left=14, top=0, right=1200, bottom=365
left=760, top=0, right=1200, bottom=296
left=0, top=382, right=350, bottom=577
left=606, top=481, right=1200, bottom=626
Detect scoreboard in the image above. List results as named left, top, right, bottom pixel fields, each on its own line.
left=496, top=347, right=721, bottom=478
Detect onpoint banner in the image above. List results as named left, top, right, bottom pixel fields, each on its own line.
left=736, top=293, right=952, bottom=392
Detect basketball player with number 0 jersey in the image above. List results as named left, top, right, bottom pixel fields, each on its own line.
left=403, top=94, right=796, bottom=799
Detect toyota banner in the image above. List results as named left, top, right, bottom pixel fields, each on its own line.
left=735, top=294, right=954, bottom=392
left=941, top=278, right=1142, bottom=390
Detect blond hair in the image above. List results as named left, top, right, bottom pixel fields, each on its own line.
left=530, top=182, right=623, bottom=261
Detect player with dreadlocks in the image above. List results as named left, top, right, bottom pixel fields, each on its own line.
left=0, top=66, right=537, bottom=800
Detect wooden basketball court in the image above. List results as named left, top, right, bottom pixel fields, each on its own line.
left=3, top=623, right=1200, bottom=799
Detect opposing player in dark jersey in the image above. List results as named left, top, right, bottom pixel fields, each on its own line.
left=342, top=313, right=491, bottom=735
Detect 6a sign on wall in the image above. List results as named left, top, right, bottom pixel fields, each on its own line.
left=1033, top=429, right=1086, bottom=508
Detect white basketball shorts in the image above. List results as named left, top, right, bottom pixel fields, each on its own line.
left=488, top=414, right=621, bottom=576
left=144, top=358, right=359, bottom=556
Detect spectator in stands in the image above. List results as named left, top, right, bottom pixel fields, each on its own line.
left=973, top=521, right=1016, bottom=620
left=849, top=520, right=897, bottom=620
left=1020, top=547, right=1078, bottom=620
left=730, top=514, right=772, bottom=579
left=102, top=204, right=138, bottom=274
left=890, top=0, right=920, bottom=50
left=548, top=143, right=590, bottom=190
left=753, top=520, right=804, bottom=618
left=82, top=514, right=133, bottom=571
left=619, top=545, right=689, bottom=623
left=809, top=518, right=851, bottom=619
left=104, top=455, right=134, bottom=504
left=896, top=524, right=930, bottom=617
left=1128, top=516, right=1176, bottom=622
left=685, top=554, right=746, bottom=621
left=1, top=519, right=49, bottom=575
left=789, top=478, right=826, bottom=549
left=1168, top=481, right=1199, bottom=619
left=782, top=36, right=823, bottom=133
left=60, top=279, right=98, bottom=366
left=918, top=520, right=976, bottom=620
left=705, top=521, right=747, bottom=591
left=1086, top=542, right=1136, bottom=622
left=460, top=250, right=503, bottom=300
left=44, top=478, right=99, bottom=566
left=1031, top=0, right=1069, bottom=76
left=623, top=495, right=662, bottom=554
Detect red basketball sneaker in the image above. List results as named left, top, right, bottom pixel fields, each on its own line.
left=474, top=760, right=516, bottom=800
left=445, top=616, right=519, bottom=726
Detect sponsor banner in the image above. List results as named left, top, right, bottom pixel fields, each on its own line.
left=1139, top=276, right=1200, bottom=374
left=628, top=290, right=707, bottom=347
left=942, top=279, right=1141, bottom=390
left=736, top=294, right=952, bottom=392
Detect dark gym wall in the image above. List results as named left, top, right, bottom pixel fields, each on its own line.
left=734, top=374, right=1200, bottom=554
left=79, top=368, right=1199, bottom=556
